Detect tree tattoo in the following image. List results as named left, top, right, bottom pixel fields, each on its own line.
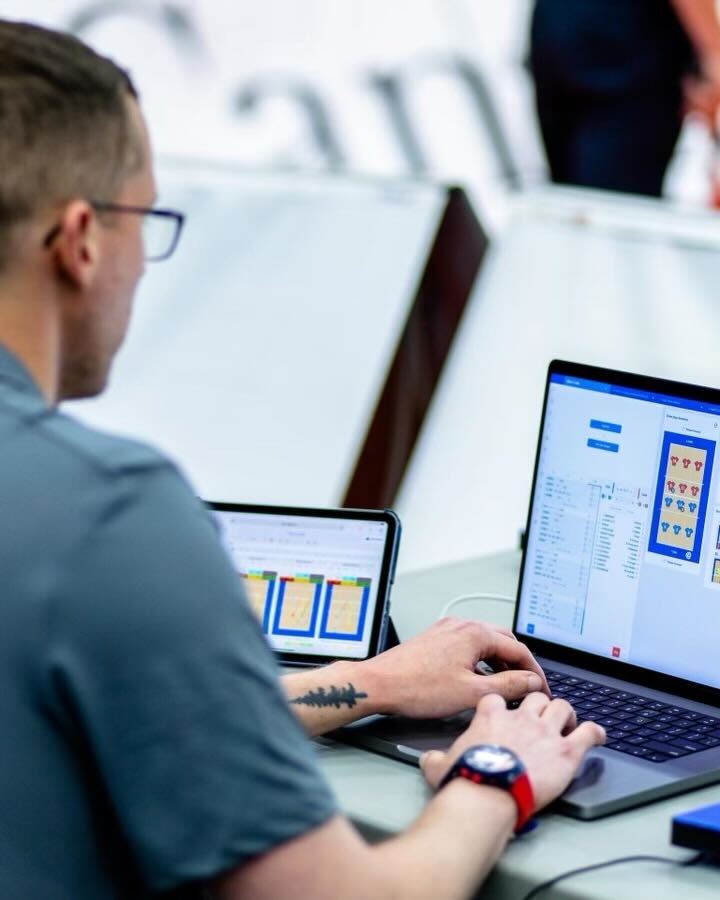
left=290, top=682, right=368, bottom=709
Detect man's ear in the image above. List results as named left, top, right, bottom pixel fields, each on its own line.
left=50, top=201, right=101, bottom=289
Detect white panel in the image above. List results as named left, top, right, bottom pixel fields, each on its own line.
left=67, top=164, right=445, bottom=505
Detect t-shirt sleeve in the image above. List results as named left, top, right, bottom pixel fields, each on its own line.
left=48, top=463, right=337, bottom=892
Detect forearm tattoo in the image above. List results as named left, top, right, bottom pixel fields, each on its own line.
left=290, top=682, right=368, bottom=709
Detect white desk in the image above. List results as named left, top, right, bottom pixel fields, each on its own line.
left=317, top=550, right=720, bottom=898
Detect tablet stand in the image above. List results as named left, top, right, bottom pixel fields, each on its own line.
left=384, top=617, right=401, bottom=650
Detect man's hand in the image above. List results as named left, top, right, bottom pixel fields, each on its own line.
left=283, top=618, right=549, bottom=736
left=421, top=692, right=606, bottom=811
left=684, top=56, right=720, bottom=126
left=362, top=617, right=550, bottom=719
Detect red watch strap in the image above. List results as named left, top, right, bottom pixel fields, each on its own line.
left=510, top=771, right=535, bottom=832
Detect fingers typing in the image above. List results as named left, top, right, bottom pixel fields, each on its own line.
left=476, top=669, right=544, bottom=700
left=539, top=697, right=577, bottom=734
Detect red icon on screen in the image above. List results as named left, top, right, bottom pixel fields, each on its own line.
left=682, top=458, right=691, bottom=469
left=611, top=646, right=621, bottom=658
left=695, top=461, right=703, bottom=472
left=671, top=455, right=679, bottom=466
left=679, top=483, right=688, bottom=494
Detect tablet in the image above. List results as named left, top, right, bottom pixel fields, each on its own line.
left=206, top=502, right=401, bottom=666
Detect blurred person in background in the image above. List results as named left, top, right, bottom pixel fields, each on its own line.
left=530, top=0, right=720, bottom=197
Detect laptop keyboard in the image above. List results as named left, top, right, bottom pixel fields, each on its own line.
left=546, top=669, right=720, bottom=763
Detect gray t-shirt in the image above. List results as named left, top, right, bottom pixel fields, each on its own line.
left=0, top=345, right=336, bottom=898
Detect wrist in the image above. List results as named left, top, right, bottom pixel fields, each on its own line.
left=322, top=659, right=382, bottom=715
left=439, top=778, right=516, bottom=837
left=438, top=744, right=535, bottom=832
left=356, top=652, right=410, bottom=716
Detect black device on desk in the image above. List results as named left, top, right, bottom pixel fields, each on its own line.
left=207, top=502, right=400, bottom=666
left=333, top=360, right=720, bottom=820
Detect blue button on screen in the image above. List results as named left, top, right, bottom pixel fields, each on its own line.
left=589, top=419, right=622, bottom=434
left=587, top=438, right=619, bottom=453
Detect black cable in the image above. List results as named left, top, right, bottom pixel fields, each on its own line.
left=520, top=851, right=704, bottom=900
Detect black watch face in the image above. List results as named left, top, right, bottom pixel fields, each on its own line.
left=465, top=745, right=517, bottom=774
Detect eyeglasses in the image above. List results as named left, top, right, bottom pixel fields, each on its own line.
left=42, top=201, right=185, bottom=262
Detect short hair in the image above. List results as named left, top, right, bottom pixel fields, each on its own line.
left=0, top=20, right=143, bottom=271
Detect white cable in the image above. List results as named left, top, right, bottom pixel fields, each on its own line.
left=439, top=592, right=515, bottom=620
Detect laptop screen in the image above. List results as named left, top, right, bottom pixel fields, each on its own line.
left=516, top=367, right=720, bottom=690
left=212, top=507, right=390, bottom=660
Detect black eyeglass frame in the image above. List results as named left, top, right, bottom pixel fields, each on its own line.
left=42, top=201, right=185, bottom=262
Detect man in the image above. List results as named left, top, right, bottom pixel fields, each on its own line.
left=0, top=20, right=605, bottom=899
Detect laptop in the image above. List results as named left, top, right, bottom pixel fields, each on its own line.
left=334, top=360, right=720, bottom=819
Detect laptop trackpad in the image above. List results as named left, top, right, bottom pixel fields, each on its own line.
left=335, top=711, right=472, bottom=754
left=559, top=748, right=671, bottom=818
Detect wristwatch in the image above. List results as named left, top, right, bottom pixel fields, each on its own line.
left=438, top=744, right=535, bottom=833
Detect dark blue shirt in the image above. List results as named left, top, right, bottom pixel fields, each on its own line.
left=0, top=345, right=336, bottom=898
left=532, top=0, right=695, bottom=94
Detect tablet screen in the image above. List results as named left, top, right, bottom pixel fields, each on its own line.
left=209, top=504, right=397, bottom=662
